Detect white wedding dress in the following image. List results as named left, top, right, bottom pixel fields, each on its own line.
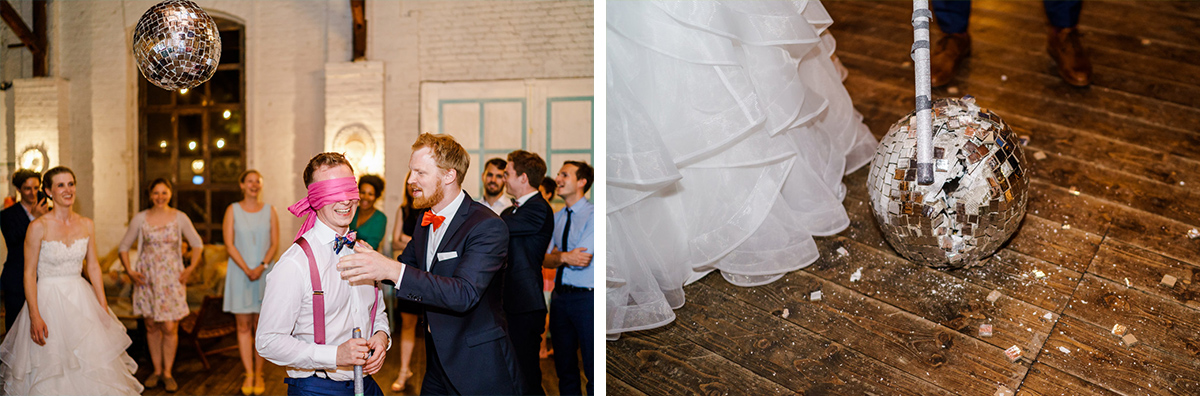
left=607, top=1, right=878, bottom=338
left=0, top=238, right=143, bottom=395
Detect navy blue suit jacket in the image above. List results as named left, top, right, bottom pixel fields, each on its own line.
left=499, top=194, right=554, bottom=315
left=0, top=204, right=32, bottom=290
left=393, top=192, right=523, bottom=395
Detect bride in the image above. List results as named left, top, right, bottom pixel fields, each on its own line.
left=607, top=1, right=878, bottom=338
left=0, top=166, right=143, bottom=395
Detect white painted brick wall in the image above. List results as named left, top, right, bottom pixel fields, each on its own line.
left=325, top=61, right=386, bottom=176
left=13, top=78, right=69, bottom=175
left=40, top=0, right=353, bottom=254
left=7, top=0, right=590, bottom=256
left=413, top=1, right=593, bottom=82
left=84, top=0, right=137, bottom=251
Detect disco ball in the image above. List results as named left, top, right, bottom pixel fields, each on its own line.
left=133, top=0, right=221, bottom=91
left=866, top=96, right=1029, bottom=269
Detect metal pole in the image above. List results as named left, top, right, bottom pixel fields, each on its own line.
left=353, top=327, right=364, bottom=396
left=912, top=0, right=934, bottom=185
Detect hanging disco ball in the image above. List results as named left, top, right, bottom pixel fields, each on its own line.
left=866, top=96, right=1029, bottom=269
left=133, top=0, right=221, bottom=91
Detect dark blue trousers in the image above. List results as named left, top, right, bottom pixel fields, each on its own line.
left=284, top=374, right=383, bottom=396
left=932, top=0, right=1082, bottom=33
left=420, top=334, right=461, bottom=395
left=548, top=291, right=593, bottom=396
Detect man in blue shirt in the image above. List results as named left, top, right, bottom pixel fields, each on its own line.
left=543, top=161, right=593, bottom=396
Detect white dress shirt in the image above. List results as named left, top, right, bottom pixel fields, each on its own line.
left=19, top=202, right=34, bottom=221
left=257, top=220, right=390, bottom=381
left=477, top=194, right=512, bottom=215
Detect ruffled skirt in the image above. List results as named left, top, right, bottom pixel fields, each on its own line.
left=0, top=276, right=143, bottom=395
left=606, top=0, right=877, bottom=338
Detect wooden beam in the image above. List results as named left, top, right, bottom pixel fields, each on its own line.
left=350, top=0, right=366, bottom=61
left=0, top=0, right=47, bottom=76
left=32, top=0, right=45, bottom=76
left=0, top=0, right=40, bottom=54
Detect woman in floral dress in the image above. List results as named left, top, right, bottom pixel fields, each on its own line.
left=118, top=178, right=203, bottom=392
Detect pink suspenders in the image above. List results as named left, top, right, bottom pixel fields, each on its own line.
left=296, top=237, right=380, bottom=345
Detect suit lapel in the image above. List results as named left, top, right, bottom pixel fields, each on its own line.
left=431, top=192, right=475, bottom=272
left=412, top=208, right=431, bottom=271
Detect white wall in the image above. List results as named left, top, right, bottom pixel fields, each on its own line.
left=2, top=0, right=592, bottom=257
left=368, top=0, right=594, bottom=241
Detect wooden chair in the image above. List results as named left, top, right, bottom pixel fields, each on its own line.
left=179, top=295, right=238, bottom=370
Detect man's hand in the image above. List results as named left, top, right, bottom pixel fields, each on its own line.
left=363, top=331, right=389, bottom=375
left=31, top=199, right=50, bottom=217
left=337, top=244, right=403, bottom=285
left=562, top=247, right=593, bottom=267
left=335, top=337, right=370, bottom=367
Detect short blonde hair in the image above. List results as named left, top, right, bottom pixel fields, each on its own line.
left=412, top=133, right=469, bottom=186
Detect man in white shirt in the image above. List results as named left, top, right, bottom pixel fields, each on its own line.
left=338, top=133, right=523, bottom=395
left=477, top=158, right=512, bottom=215
left=257, top=153, right=390, bottom=395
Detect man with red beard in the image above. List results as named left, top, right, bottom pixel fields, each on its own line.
left=477, top=158, right=512, bottom=215
left=338, top=133, right=523, bottom=395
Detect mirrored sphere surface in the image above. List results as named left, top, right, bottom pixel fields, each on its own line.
left=866, top=97, right=1029, bottom=269
left=133, top=0, right=221, bottom=91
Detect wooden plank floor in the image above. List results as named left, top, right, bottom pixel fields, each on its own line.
left=606, top=1, right=1200, bottom=395
left=133, top=331, right=568, bottom=395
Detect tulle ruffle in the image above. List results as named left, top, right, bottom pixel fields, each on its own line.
left=606, top=0, right=877, bottom=339
left=0, top=276, right=143, bottom=395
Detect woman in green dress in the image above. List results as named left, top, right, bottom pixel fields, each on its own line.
left=350, top=174, right=386, bottom=252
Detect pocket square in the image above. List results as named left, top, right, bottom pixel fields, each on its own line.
left=436, top=251, right=458, bottom=261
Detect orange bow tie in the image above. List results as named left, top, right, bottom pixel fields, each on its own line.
left=422, top=211, right=446, bottom=231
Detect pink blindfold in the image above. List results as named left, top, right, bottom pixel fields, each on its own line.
left=288, top=176, right=359, bottom=241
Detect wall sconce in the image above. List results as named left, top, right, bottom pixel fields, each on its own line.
left=19, top=146, right=49, bottom=172
left=332, top=124, right=378, bottom=175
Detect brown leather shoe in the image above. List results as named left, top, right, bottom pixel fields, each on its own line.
left=1048, top=27, right=1092, bottom=86
left=930, top=32, right=971, bottom=87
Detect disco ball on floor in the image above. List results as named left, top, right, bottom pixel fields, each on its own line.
left=133, top=0, right=221, bottom=91
left=866, top=96, right=1029, bottom=269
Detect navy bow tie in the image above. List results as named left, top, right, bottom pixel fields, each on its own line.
left=334, top=232, right=357, bottom=254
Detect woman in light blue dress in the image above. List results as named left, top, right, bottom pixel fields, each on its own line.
left=221, top=170, right=279, bottom=395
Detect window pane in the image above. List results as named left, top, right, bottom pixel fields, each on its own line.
left=176, top=85, right=202, bottom=105
left=212, top=190, right=240, bottom=231
left=207, top=228, right=221, bottom=244
left=179, top=114, right=203, bottom=155
left=211, top=153, right=243, bottom=184
left=210, top=70, right=240, bottom=104
left=144, top=157, right=173, bottom=187
left=177, top=190, right=208, bottom=225
left=180, top=154, right=206, bottom=186
left=146, top=113, right=173, bottom=158
left=219, top=29, right=240, bottom=64
left=210, top=110, right=243, bottom=152
left=146, top=79, right=173, bottom=105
